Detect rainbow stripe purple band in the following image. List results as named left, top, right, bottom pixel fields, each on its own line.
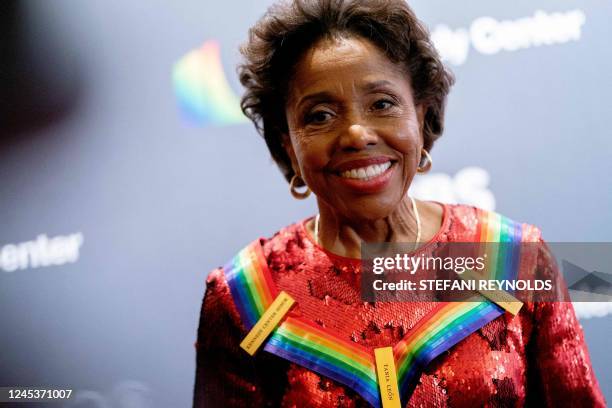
left=224, top=209, right=537, bottom=407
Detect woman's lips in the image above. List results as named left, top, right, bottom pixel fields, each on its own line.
left=332, top=159, right=396, bottom=193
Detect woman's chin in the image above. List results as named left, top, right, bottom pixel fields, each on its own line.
left=323, top=167, right=405, bottom=220
left=335, top=195, right=402, bottom=223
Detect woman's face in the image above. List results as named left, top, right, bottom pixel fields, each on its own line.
left=284, top=35, right=425, bottom=221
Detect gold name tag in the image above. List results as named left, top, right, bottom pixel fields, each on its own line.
left=459, top=269, right=523, bottom=315
left=374, top=347, right=401, bottom=408
left=240, top=291, right=295, bottom=356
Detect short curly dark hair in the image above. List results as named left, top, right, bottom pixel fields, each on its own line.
left=238, top=0, right=454, bottom=183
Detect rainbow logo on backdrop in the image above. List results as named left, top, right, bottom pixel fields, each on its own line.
left=173, top=40, right=247, bottom=126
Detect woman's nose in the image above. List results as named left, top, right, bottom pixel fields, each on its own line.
left=339, top=124, right=379, bottom=151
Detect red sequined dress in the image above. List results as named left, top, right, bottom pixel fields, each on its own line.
left=193, top=204, right=605, bottom=407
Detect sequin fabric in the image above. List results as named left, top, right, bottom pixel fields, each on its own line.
left=193, top=204, right=605, bottom=407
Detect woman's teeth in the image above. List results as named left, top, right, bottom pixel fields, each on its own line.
left=339, top=162, right=392, bottom=180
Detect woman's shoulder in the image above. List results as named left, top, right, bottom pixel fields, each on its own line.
left=206, top=219, right=309, bottom=284
left=441, top=202, right=544, bottom=242
left=260, top=218, right=311, bottom=255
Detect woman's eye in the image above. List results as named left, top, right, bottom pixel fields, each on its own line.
left=372, top=99, right=394, bottom=110
left=306, top=111, right=333, bottom=124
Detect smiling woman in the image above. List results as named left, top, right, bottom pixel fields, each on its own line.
left=284, top=36, right=427, bottom=236
left=193, top=1, right=604, bottom=407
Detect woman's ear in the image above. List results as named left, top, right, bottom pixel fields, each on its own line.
left=282, top=133, right=300, bottom=176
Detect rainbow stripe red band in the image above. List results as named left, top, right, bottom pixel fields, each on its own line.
left=224, top=209, right=537, bottom=407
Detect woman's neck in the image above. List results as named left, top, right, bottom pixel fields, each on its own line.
left=311, top=196, right=421, bottom=259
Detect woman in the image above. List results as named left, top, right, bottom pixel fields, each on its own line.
left=193, top=1, right=605, bottom=406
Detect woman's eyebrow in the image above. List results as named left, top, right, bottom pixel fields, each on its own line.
left=360, top=80, right=394, bottom=92
left=295, top=91, right=336, bottom=110
left=293, top=80, right=396, bottom=109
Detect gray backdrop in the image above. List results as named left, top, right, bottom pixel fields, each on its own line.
left=1, top=0, right=610, bottom=406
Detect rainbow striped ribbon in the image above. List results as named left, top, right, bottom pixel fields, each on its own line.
left=224, top=209, right=537, bottom=407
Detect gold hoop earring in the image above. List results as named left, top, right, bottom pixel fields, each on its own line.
left=289, top=174, right=311, bottom=199
left=417, top=149, right=432, bottom=173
